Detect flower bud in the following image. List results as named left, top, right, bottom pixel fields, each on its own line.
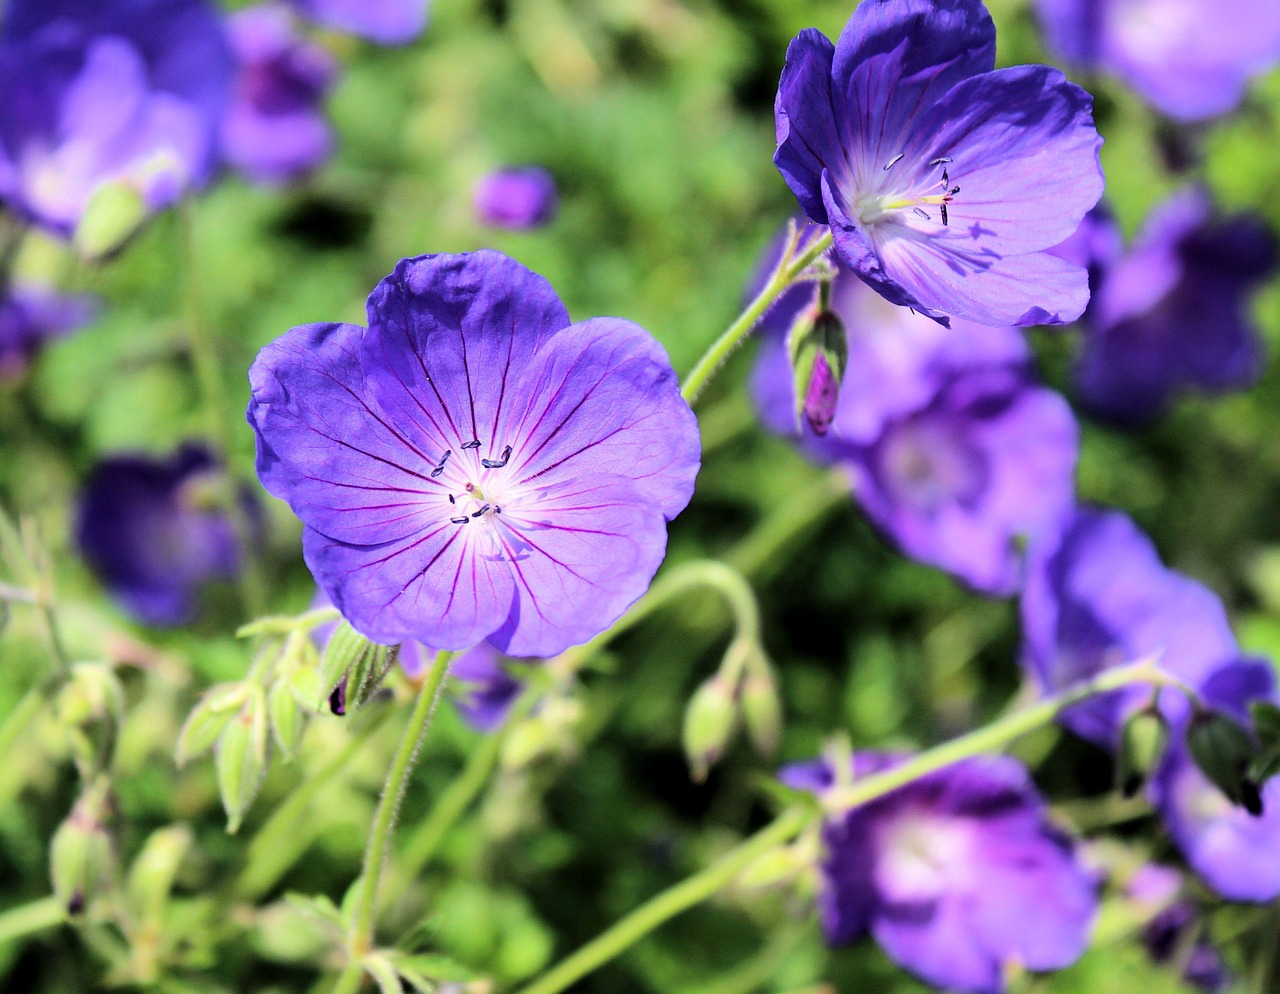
left=126, top=825, right=192, bottom=923
left=55, top=663, right=125, bottom=771
left=216, top=688, right=269, bottom=833
left=175, top=682, right=249, bottom=766
left=787, top=303, right=847, bottom=436
left=269, top=679, right=305, bottom=760
left=1117, top=707, right=1168, bottom=798
left=1186, top=708, right=1262, bottom=815
left=49, top=780, right=115, bottom=916
left=683, top=675, right=739, bottom=783
left=317, top=621, right=384, bottom=710
left=740, top=661, right=783, bottom=758
left=1248, top=699, right=1280, bottom=786
left=73, top=181, right=147, bottom=262
left=501, top=716, right=556, bottom=771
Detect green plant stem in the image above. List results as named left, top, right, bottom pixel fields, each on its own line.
left=681, top=230, right=833, bottom=405
left=0, top=896, right=64, bottom=946
left=514, top=658, right=1177, bottom=994
left=332, top=650, right=454, bottom=994
left=513, top=806, right=813, bottom=994
left=724, top=469, right=850, bottom=583
left=178, top=201, right=266, bottom=620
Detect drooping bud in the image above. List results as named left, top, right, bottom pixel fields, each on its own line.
left=786, top=293, right=847, bottom=436
left=740, top=660, right=783, bottom=758
left=73, top=181, right=148, bottom=262
left=175, top=682, right=250, bottom=766
left=682, top=675, right=739, bottom=783
left=49, top=779, right=115, bottom=916
left=216, top=688, right=269, bottom=833
left=316, top=621, right=393, bottom=713
left=1116, top=706, right=1168, bottom=798
left=1186, top=708, right=1262, bottom=815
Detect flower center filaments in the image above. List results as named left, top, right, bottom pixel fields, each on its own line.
left=852, top=155, right=961, bottom=231
left=876, top=810, right=971, bottom=903
left=428, top=438, right=517, bottom=529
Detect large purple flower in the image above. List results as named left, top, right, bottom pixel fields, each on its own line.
left=1151, top=659, right=1280, bottom=902
left=249, top=251, right=700, bottom=658
left=287, top=0, right=429, bottom=45
left=1075, top=189, right=1277, bottom=425
left=1036, top=0, right=1280, bottom=121
left=782, top=753, right=1097, bottom=994
left=774, top=0, right=1104, bottom=327
left=0, top=284, right=95, bottom=378
left=221, top=4, right=337, bottom=185
left=1020, top=507, right=1239, bottom=751
left=76, top=445, right=244, bottom=626
left=0, top=0, right=233, bottom=235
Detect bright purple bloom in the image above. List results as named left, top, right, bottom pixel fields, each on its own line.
left=0, top=285, right=95, bottom=378
left=782, top=753, right=1097, bottom=993
left=221, top=4, right=336, bottom=185
left=1036, top=0, right=1280, bottom=121
left=773, top=0, right=1104, bottom=327
left=1075, top=189, right=1277, bottom=425
left=249, top=251, right=700, bottom=658
left=287, top=0, right=429, bottom=45
left=1151, top=659, right=1280, bottom=902
left=1020, top=507, right=1239, bottom=751
left=76, top=445, right=243, bottom=626
left=473, top=167, right=558, bottom=231
left=0, top=0, right=233, bottom=235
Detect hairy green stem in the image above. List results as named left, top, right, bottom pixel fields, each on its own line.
left=681, top=229, right=833, bottom=405
left=332, top=650, right=454, bottom=994
left=0, top=896, right=64, bottom=946
left=513, top=807, right=812, bottom=994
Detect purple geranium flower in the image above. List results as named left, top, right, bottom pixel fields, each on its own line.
left=1020, top=506, right=1239, bottom=751
left=249, top=250, right=700, bottom=658
left=0, top=0, right=233, bottom=235
left=76, top=444, right=244, bottom=626
left=221, top=4, right=337, bottom=185
left=1036, top=0, right=1280, bottom=121
left=473, top=167, right=558, bottom=231
left=0, top=284, right=95, bottom=378
left=774, top=0, right=1104, bottom=327
left=1075, top=188, right=1278, bottom=425
left=783, top=753, right=1097, bottom=994
left=287, top=0, right=429, bottom=45
left=1151, top=659, right=1280, bottom=902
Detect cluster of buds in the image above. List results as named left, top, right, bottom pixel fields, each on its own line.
left=682, top=637, right=783, bottom=782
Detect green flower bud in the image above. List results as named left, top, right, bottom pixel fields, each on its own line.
left=216, top=688, right=269, bottom=834
left=683, top=675, right=739, bottom=783
left=1186, top=708, right=1263, bottom=815
left=49, top=780, right=115, bottom=916
left=73, top=181, right=148, bottom=262
left=175, top=682, right=249, bottom=766
left=740, top=662, right=783, bottom=758
left=55, top=663, right=125, bottom=771
left=1116, top=707, right=1168, bottom=798
left=501, top=716, right=556, bottom=771
left=1249, top=699, right=1280, bottom=786
left=269, top=679, right=305, bottom=761
left=786, top=300, right=847, bottom=436
left=317, top=621, right=384, bottom=711
left=126, top=825, right=192, bottom=924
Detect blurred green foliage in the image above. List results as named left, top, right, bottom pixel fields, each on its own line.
left=3, top=0, right=1280, bottom=992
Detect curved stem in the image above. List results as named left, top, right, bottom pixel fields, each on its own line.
left=332, top=649, right=454, bottom=994
left=513, top=807, right=812, bottom=994
left=680, top=230, right=833, bottom=405
left=0, top=896, right=64, bottom=946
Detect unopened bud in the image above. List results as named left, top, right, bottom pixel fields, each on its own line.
left=740, top=661, right=783, bottom=758
left=317, top=622, right=385, bottom=711
left=73, top=181, right=148, bottom=261
left=50, top=780, right=115, bottom=916
left=176, top=682, right=249, bottom=766
left=269, top=679, right=304, bottom=760
left=683, top=675, right=739, bottom=782
left=1187, top=708, right=1262, bottom=815
left=216, top=688, right=269, bottom=833
left=126, top=825, right=192, bottom=923
left=1117, top=707, right=1168, bottom=798
left=55, top=663, right=125, bottom=770
left=787, top=303, right=847, bottom=436
left=1249, top=699, right=1280, bottom=786
left=501, top=716, right=556, bottom=771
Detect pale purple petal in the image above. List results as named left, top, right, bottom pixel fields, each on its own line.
left=289, top=0, right=429, bottom=45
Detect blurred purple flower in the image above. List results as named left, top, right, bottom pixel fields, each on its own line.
left=473, top=167, right=558, bottom=231
left=221, top=4, right=337, bottom=185
left=1075, top=189, right=1277, bottom=425
left=0, top=0, right=233, bottom=235
left=773, top=0, right=1103, bottom=327
left=287, top=0, right=429, bottom=45
left=1020, top=506, right=1239, bottom=751
left=1151, top=659, right=1280, bottom=902
left=1036, top=0, right=1280, bottom=120
left=76, top=445, right=243, bottom=626
left=1127, top=865, right=1230, bottom=992
left=782, top=753, right=1097, bottom=993
left=0, top=285, right=95, bottom=378
left=249, top=250, right=700, bottom=658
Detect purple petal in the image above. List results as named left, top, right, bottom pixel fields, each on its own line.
left=289, top=0, right=429, bottom=45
